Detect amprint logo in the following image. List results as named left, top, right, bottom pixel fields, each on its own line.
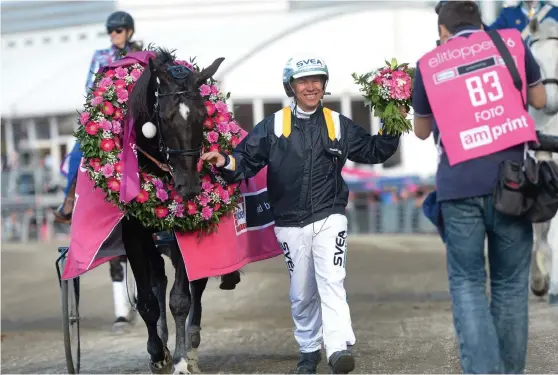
left=460, top=125, right=493, bottom=150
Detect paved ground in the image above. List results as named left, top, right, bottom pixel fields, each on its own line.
left=2, top=235, right=557, bottom=374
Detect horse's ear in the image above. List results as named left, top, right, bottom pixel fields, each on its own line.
left=530, top=18, right=539, bottom=34
left=196, top=57, right=225, bottom=85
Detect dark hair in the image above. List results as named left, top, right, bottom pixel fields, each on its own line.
left=438, top=1, right=482, bottom=34
left=129, top=40, right=144, bottom=52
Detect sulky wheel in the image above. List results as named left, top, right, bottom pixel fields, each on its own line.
left=61, top=277, right=81, bottom=374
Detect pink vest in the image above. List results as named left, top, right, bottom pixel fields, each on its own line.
left=418, top=29, right=537, bottom=166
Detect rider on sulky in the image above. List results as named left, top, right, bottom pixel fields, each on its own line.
left=413, top=1, right=547, bottom=373
left=201, top=58, right=403, bottom=374
left=55, top=10, right=143, bottom=334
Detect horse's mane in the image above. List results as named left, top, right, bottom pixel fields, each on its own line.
left=128, top=46, right=178, bottom=123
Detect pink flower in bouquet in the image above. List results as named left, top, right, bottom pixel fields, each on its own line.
left=205, top=101, right=216, bottom=116
left=103, top=101, right=115, bottom=115
left=154, top=206, right=169, bottom=219
left=201, top=175, right=213, bottom=192
left=91, top=96, right=103, bottom=106
left=209, top=144, right=220, bottom=152
left=130, top=69, right=143, bottom=81
left=152, top=178, right=164, bottom=189
left=99, top=119, right=112, bottom=131
left=186, top=201, right=198, bottom=215
left=217, top=122, right=230, bottom=133
left=228, top=121, right=241, bottom=133
left=99, top=77, right=113, bottom=88
left=197, top=158, right=203, bottom=172
left=114, top=161, right=123, bottom=174
left=206, top=131, right=219, bottom=143
left=114, top=79, right=127, bottom=91
left=210, top=85, right=220, bottom=96
left=101, top=163, right=115, bottom=178
left=111, top=121, right=122, bottom=134
left=113, top=108, right=123, bottom=120
left=89, top=158, right=102, bottom=172
left=201, top=206, right=213, bottom=220
left=113, top=136, right=122, bottom=150
left=93, top=87, right=106, bottom=98
left=170, top=190, right=183, bottom=203
left=218, top=188, right=230, bottom=203
left=79, top=112, right=90, bottom=125
left=203, top=117, right=215, bottom=130
left=231, top=136, right=241, bottom=148
left=105, top=69, right=116, bottom=78
left=116, top=89, right=129, bottom=103
left=85, top=121, right=100, bottom=135
left=175, top=203, right=185, bottom=218
left=215, top=112, right=231, bottom=124
left=215, top=101, right=228, bottom=113
left=156, top=189, right=168, bottom=202
left=213, top=203, right=221, bottom=211
left=200, top=84, right=212, bottom=96
left=227, top=184, right=238, bottom=196
left=100, top=139, right=115, bottom=152
left=135, top=189, right=149, bottom=203
left=115, top=67, right=128, bottom=79
left=107, top=177, right=121, bottom=192
left=198, top=193, right=210, bottom=206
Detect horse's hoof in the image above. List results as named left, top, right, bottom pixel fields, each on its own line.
left=219, top=271, right=241, bottom=290
left=173, top=357, right=191, bottom=374
left=188, top=325, right=201, bottom=348
left=187, top=348, right=201, bottom=373
left=187, top=358, right=201, bottom=374
left=150, top=346, right=173, bottom=374
left=531, top=275, right=550, bottom=297
left=549, top=294, right=558, bottom=305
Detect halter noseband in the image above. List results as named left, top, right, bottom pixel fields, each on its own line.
left=151, top=65, right=203, bottom=173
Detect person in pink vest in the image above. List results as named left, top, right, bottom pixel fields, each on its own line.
left=412, top=1, right=547, bottom=373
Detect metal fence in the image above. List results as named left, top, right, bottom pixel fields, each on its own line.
left=1, top=169, right=438, bottom=243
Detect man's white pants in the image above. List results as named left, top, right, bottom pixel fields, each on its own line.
left=274, top=214, right=356, bottom=361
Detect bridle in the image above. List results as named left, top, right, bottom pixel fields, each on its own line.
left=141, top=64, right=203, bottom=175
left=529, top=35, right=558, bottom=87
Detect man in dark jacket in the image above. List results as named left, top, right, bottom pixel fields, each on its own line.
left=202, top=57, right=402, bottom=374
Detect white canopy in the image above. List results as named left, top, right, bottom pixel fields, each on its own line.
left=1, top=4, right=438, bottom=118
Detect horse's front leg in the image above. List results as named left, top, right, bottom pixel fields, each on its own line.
left=149, top=242, right=169, bottom=346
left=168, top=242, right=192, bottom=374
left=123, top=218, right=172, bottom=373
left=531, top=221, right=551, bottom=297
left=187, top=277, right=208, bottom=373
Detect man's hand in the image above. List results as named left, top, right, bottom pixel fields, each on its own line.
left=201, top=151, right=226, bottom=167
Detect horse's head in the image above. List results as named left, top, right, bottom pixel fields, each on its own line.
left=529, top=18, right=558, bottom=115
left=129, top=48, right=225, bottom=198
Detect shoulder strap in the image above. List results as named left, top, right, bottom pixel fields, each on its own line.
left=273, top=107, right=291, bottom=138
left=487, top=30, right=527, bottom=109
left=322, top=107, right=342, bottom=141
left=521, top=4, right=553, bottom=39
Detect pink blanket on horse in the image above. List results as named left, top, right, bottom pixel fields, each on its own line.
left=62, top=52, right=282, bottom=280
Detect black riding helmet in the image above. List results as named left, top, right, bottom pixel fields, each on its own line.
left=106, top=11, right=134, bottom=35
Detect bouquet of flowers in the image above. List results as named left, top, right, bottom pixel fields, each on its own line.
left=352, top=58, right=415, bottom=136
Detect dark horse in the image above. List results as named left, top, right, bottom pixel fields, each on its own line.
left=124, top=48, right=239, bottom=374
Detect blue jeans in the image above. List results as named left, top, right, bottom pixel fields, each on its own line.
left=64, top=142, right=83, bottom=196
left=441, top=196, right=533, bottom=374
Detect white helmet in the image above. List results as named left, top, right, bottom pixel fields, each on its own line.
left=282, top=56, right=329, bottom=97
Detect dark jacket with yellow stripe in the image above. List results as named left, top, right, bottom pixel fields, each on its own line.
left=219, top=104, right=400, bottom=228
